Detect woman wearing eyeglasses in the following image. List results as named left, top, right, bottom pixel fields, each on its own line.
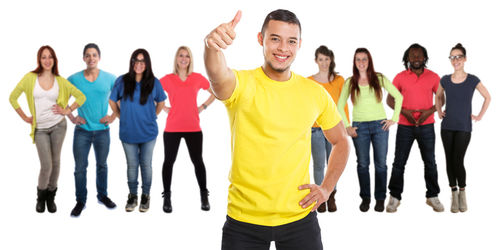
left=337, top=48, right=403, bottom=213
left=109, top=49, right=166, bottom=213
left=435, top=43, right=490, bottom=213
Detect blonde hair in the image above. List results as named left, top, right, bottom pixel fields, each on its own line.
left=173, top=46, right=193, bottom=75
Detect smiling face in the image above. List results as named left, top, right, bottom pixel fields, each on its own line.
left=315, top=53, right=331, bottom=73
left=354, top=52, right=369, bottom=73
left=408, top=47, right=425, bottom=71
left=258, top=20, right=301, bottom=77
left=84, top=48, right=100, bottom=70
left=133, top=53, right=146, bottom=75
left=176, top=49, right=190, bottom=72
left=450, top=49, right=466, bottom=71
left=40, top=48, right=54, bottom=72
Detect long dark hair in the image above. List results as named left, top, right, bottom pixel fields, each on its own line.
left=314, top=45, right=337, bottom=81
left=123, top=49, right=155, bottom=105
left=402, top=43, right=428, bottom=70
left=349, top=48, right=382, bottom=105
left=32, top=45, right=59, bottom=76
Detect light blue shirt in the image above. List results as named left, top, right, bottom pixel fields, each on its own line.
left=68, top=70, right=116, bottom=131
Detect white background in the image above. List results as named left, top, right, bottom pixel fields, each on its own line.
left=1, top=0, right=498, bottom=249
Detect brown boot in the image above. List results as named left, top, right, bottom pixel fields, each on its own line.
left=317, top=202, right=326, bottom=213
left=327, top=190, right=337, bottom=212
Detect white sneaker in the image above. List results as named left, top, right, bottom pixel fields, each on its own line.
left=426, top=197, right=444, bottom=212
left=459, top=190, right=467, bottom=212
left=386, top=196, right=400, bottom=213
left=450, top=191, right=459, bottom=213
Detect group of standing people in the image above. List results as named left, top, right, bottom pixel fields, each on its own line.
left=309, top=43, right=490, bottom=214
left=8, top=8, right=492, bottom=250
left=10, top=44, right=214, bottom=216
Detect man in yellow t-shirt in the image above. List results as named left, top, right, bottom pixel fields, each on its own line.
left=204, top=9, right=349, bottom=250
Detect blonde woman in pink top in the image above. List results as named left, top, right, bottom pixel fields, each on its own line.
left=159, top=46, right=215, bottom=213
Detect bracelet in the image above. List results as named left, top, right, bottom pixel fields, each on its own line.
left=202, top=104, right=207, bottom=110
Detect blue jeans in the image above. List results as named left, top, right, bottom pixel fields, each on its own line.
left=388, top=124, right=440, bottom=200
left=73, top=127, right=110, bottom=203
left=311, top=127, right=332, bottom=185
left=122, top=139, right=156, bottom=195
left=352, top=120, right=389, bottom=201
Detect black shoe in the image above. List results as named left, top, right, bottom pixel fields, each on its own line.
left=327, top=190, right=337, bottom=212
left=162, top=191, right=172, bottom=213
left=71, top=202, right=86, bottom=217
left=359, top=198, right=370, bottom=212
left=317, top=202, right=326, bottom=213
left=374, top=200, right=385, bottom=212
left=201, top=190, right=210, bottom=211
left=36, top=188, right=46, bottom=213
left=125, top=194, right=138, bottom=212
left=139, top=194, right=150, bottom=212
left=46, top=188, right=57, bottom=213
left=98, top=196, right=117, bottom=209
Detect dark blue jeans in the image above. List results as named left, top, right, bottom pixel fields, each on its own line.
left=388, top=124, right=440, bottom=200
left=222, top=212, right=322, bottom=250
left=352, top=120, right=389, bottom=201
left=73, top=127, right=110, bottom=203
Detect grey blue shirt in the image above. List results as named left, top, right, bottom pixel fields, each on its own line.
left=440, top=74, right=480, bottom=132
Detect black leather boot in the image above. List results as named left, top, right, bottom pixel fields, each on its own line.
left=327, top=190, right=337, bottom=212
left=46, top=188, right=57, bottom=213
left=201, top=190, right=210, bottom=211
left=162, top=191, right=172, bottom=213
left=36, top=188, right=46, bottom=213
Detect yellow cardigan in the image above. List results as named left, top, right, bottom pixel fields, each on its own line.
left=9, top=72, right=86, bottom=143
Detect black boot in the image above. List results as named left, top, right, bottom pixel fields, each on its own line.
left=201, top=190, right=210, bottom=211
left=46, top=188, right=57, bottom=213
left=327, top=190, right=337, bottom=212
left=36, top=188, right=46, bottom=213
left=162, top=191, right=172, bottom=213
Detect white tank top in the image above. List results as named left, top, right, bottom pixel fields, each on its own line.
left=34, top=77, right=64, bottom=129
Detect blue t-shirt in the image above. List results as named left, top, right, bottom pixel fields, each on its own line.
left=440, top=74, right=480, bottom=132
left=68, top=70, right=116, bottom=131
left=110, top=76, right=167, bottom=143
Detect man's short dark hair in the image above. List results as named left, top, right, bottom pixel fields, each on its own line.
left=261, top=9, right=301, bottom=36
left=83, top=43, right=101, bottom=57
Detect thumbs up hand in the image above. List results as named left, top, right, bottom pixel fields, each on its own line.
left=205, top=10, right=242, bottom=51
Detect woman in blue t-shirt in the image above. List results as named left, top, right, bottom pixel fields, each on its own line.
left=435, top=43, right=491, bottom=213
left=109, top=49, right=167, bottom=213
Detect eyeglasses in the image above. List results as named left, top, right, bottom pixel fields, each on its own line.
left=448, top=55, right=465, bottom=61
left=133, top=59, right=146, bottom=65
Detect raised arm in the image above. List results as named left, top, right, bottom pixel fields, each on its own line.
left=204, top=10, right=241, bottom=100
left=472, top=82, right=491, bottom=121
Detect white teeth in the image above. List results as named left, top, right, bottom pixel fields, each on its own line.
left=276, top=55, right=287, bottom=59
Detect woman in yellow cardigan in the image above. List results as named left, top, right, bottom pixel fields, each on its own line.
left=9, top=45, right=86, bottom=213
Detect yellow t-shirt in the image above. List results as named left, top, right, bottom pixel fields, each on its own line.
left=308, top=75, right=350, bottom=126
left=223, top=67, right=342, bottom=226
